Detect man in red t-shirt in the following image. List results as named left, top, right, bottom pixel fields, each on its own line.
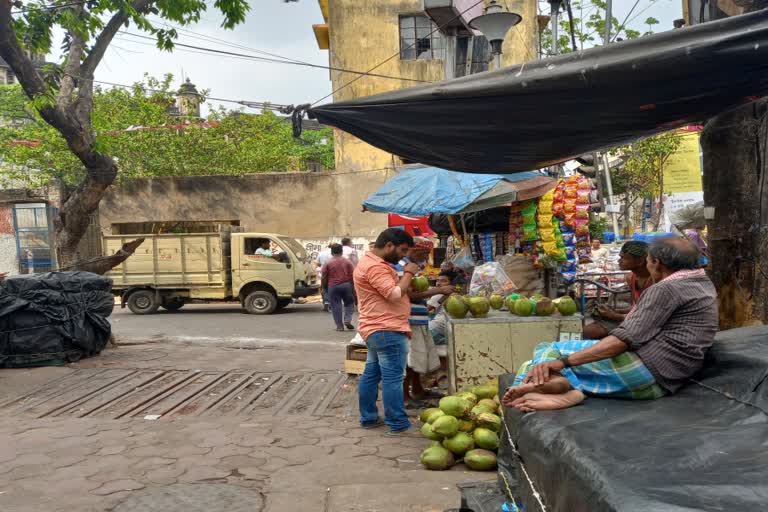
left=321, top=243, right=356, bottom=332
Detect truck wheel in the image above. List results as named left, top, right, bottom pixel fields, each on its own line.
left=244, top=291, right=277, bottom=315
left=127, top=290, right=160, bottom=315
left=162, top=299, right=185, bottom=312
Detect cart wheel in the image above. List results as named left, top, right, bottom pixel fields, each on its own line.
left=127, top=290, right=160, bottom=315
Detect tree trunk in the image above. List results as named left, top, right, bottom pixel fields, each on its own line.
left=701, top=99, right=768, bottom=328
left=61, top=238, right=145, bottom=275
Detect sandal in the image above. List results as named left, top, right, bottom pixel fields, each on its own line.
left=405, top=399, right=428, bottom=410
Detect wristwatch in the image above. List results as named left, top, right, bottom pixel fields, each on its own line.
left=557, top=355, right=571, bottom=368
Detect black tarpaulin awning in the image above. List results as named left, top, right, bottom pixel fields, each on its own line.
left=307, top=10, right=768, bottom=173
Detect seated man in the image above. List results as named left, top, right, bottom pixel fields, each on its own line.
left=426, top=270, right=457, bottom=390
left=583, top=241, right=654, bottom=339
left=503, top=237, right=717, bottom=412
left=427, top=270, right=457, bottom=353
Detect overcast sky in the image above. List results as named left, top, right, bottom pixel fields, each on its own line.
left=80, top=0, right=683, bottom=113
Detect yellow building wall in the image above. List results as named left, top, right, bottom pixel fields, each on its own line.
left=324, top=0, right=539, bottom=172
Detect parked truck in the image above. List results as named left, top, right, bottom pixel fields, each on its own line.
left=104, top=231, right=318, bottom=315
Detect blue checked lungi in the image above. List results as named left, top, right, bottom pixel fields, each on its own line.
left=513, top=339, right=667, bottom=400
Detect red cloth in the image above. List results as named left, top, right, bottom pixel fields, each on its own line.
left=322, top=256, right=355, bottom=288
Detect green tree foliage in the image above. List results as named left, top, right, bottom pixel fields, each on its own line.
left=0, top=75, right=334, bottom=187
left=0, top=0, right=256, bottom=264
left=610, top=131, right=683, bottom=228
left=539, top=0, right=655, bottom=55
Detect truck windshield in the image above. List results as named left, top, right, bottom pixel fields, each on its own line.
left=279, top=237, right=309, bottom=262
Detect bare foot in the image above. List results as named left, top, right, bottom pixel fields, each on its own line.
left=502, top=383, right=537, bottom=406
left=502, top=375, right=573, bottom=407
left=512, top=390, right=585, bottom=412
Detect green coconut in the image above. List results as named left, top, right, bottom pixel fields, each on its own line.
left=439, top=396, right=472, bottom=418
left=473, top=385, right=498, bottom=400
left=426, top=410, right=446, bottom=424
left=420, top=445, right=455, bottom=471
left=555, top=296, right=578, bottom=316
left=421, top=422, right=444, bottom=441
left=467, top=296, right=491, bottom=318
left=477, top=398, right=497, bottom=410
left=457, top=419, right=475, bottom=433
left=464, top=449, right=498, bottom=471
left=445, top=294, right=469, bottom=319
left=453, top=391, right=478, bottom=407
left=470, top=404, right=496, bottom=419
left=419, top=407, right=442, bottom=424
left=506, top=296, right=517, bottom=314
left=535, top=297, right=556, bottom=316
left=431, top=415, right=459, bottom=437
left=514, top=298, right=534, bottom=317
left=489, top=294, right=504, bottom=310
left=473, top=428, right=500, bottom=450
left=411, top=276, right=430, bottom=293
left=442, top=432, right=475, bottom=456
left=476, top=412, right=502, bottom=432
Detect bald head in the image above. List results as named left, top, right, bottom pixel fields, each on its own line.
left=649, top=237, right=701, bottom=272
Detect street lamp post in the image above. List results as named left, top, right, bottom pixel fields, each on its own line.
left=548, top=0, right=562, bottom=56
left=468, top=0, right=522, bottom=70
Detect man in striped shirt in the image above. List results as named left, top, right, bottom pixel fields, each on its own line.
left=502, top=237, right=718, bottom=412
left=395, top=237, right=455, bottom=405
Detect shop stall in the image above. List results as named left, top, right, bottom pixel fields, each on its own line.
left=358, top=166, right=586, bottom=387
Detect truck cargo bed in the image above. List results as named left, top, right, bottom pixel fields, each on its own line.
left=105, top=233, right=229, bottom=289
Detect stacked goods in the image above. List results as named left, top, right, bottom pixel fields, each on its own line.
left=537, top=190, right=567, bottom=262
left=418, top=381, right=502, bottom=472
left=575, top=177, right=593, bottom=263
left=509, top=206, right=524, bottom=256
left=554, top=179, right=578, bottom=285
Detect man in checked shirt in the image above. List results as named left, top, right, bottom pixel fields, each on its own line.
left=502, top=237, right=718, bottom=412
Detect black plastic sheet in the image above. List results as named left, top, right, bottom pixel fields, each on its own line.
left=0, top=272, right=114, bottom=368
left=308, top=10, right=768, bottom=173
left=498, top=326, right=768, bottom=512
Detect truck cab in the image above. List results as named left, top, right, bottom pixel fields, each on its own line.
left=231, top=233, right=319, bottom=314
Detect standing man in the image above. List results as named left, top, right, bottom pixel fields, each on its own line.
left=355, top=228, right=419, bottom=435
left=316, top=244, right=333, bottom=312
left=395, top=238, right=454, bottom=405
left=341, top=237, right=359, bottom=267
left=321, top=243, right=356, bottom=332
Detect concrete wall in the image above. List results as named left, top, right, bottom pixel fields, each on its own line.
left=99, top=171, right=392, bottom=240
left=322, top=0, right=538, bottom=172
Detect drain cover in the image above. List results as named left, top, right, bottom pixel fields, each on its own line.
left=113, top=484, right=263, bottom=512
left=2, top=368, right=353, bottom=420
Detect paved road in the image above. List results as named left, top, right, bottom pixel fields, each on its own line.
left=111, top=302, right=359, bottom=346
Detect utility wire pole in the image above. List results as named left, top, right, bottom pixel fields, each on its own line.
left=600, top=0, right=620, bottom=238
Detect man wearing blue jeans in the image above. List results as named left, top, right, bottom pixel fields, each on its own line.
left=354, top=228, right=420, bottom=435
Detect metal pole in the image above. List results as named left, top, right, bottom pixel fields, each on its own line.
left=550, top=4, right=560, bottom=55
left=604, top=0, right=612, bottom=44
left=602, top=152, right=620, bottom=237
left=494, top=52, right=502, bottom=70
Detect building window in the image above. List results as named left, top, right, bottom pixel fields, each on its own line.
left=5, top=71, right=15, bottom=84
left=399, top=15, right=445, bottom=61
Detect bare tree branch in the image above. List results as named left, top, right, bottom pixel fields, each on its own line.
left=81, top=0, right=154, bottom=77
left=0, top=4, right=48, bottom=98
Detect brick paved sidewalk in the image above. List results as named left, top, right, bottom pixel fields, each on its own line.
left=0, top=343, right=492, bottom=512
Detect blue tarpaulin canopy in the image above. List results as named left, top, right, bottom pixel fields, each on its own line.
left=362, top=167, right=556, bottom=216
